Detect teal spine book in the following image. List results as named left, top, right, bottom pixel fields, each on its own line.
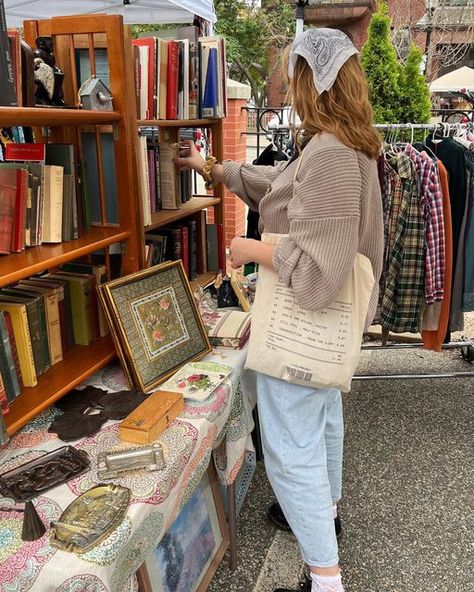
left=0, top=310, right=20, bottom=402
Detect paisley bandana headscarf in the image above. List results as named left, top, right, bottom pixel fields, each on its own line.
left=288, top=28, right=359, bottom=94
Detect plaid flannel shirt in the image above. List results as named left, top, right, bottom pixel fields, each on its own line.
left=404, top=145, right=445, bottom=304
left=381, top=153, right=425, bottom=333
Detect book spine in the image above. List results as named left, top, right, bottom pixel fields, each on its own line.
left=180, top=225, right=189, bottom=278
left=0, top=311, right=20, bottom=402
left=1, top=306, right=37, bottom=387
left=166, top=40, right=179, bottom=120
left=44, top=292, right=63, bottom=365
left=35, top=293, right=51, bottom=372
left=4, top=311, right=22, bottom=389
left=55, top=285, right=70, bottom=354
left=0, top=1, right=18, bottom=107
left=159, top=40, right=168, bottom=120
left=10, top=168, right=27, bottom=252
left=25, top=299, right=46, bottom=376
left=187, top=219, right=197, bottom=280
left=196, top=210, right=207, bottom=275
left=0, top=167, right=16, bottom=254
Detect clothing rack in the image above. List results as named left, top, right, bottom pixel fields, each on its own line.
left=355, top=121, right=474, bottom=381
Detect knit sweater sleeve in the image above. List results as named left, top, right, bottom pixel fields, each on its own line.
left=272, top=145, right=362, bottom=311
left=223, top=160, right=288, bottom=211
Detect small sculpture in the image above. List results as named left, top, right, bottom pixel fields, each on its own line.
left=33, top=37, right=66, bottom=106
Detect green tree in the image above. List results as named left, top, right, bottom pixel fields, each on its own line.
left=361, top=0, right=401, bottom=123
left=398, top=44, right=432, bottom=124
left=215, top=0, right=295, bottom=106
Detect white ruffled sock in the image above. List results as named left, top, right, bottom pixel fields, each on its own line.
left=310, top=572, right=344, bottom=592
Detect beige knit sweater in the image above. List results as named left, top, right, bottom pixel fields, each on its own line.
left=223, top=132, right=384, bottom=325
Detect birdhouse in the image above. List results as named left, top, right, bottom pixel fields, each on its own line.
left=79, top=77, right=113, bottom=111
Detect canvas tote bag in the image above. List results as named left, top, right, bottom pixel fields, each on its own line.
left=245, top=232, right=374, bottom=392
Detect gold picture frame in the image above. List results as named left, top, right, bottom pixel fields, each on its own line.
left=98, top=261, right=212, bottom=392
left=137, top=463, right=228, bottom=592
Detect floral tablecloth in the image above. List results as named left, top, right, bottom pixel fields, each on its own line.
left=0, top=348, right=255, bottom=592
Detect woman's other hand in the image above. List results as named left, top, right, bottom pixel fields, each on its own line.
left=174, top=140, right=204, bottom=173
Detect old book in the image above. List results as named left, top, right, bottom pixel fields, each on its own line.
left=138, top=135, right=152, bottom=226
left=0, top=310, right=20, bottom=402
left=186, top=219, right=198, bottom=281
left=17, top=281, right=63, bottom=365
left=179, top=224, right=189, bottom=278
left=195, top=210, right=208, bottom=274
left=159, top=142, right=180, bottom=209
left=3, top=165, right=29, bottom=253
left=23, top=277, right=72, bottom=354
left=7, top=30, right=22, bottom=106
left=132, top=37, right=155, bottom=119
left=166, top=39, right=179, bottom=120
left=119, top=390, right=184, bottom=444
left=158, top=39, right=168, bottom=120
left=206, top=223, right=219, bottom=272
left=203, top=309, right=251, bottom=349
left=60, top=262, right=109, bottom=338
left=42, top=165, right=64, bottom=243
left=0, top=290, right=50, bottom=375
left=0, top=302, right=37, bottom=387
left=0, top=0, right=17, bottom=106
left=4, top=311, right=23, bottom=390
left=45, top=273, right=96, bottom=346
left=0, top=166, right=17, bottom=254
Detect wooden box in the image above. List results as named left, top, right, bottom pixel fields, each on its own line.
left=119, top=391, right=184, bottom=444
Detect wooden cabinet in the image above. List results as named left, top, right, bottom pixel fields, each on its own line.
left=2, top=15, right=142, bottom=435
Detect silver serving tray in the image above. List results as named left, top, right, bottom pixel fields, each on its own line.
left=97, top=443, right=165, bottom=479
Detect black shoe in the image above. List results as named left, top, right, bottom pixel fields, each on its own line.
left=274, top=574, right=312, bottom=592
left=268, top=502, right=342, bottom=538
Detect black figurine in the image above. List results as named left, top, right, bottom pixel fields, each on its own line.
left=33, top=37, right=66, bottom=106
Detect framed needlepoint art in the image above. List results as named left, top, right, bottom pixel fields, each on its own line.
left=137, top=463, right=228, bottom=592
left=98, top=261, right=212, bottom=392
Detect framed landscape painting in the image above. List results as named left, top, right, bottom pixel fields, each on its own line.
left=98, top=261, right=212, bottom=392
left=137, top=464, right=228, bottom=592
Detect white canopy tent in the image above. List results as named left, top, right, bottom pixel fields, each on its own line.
left=4, top=0, right=216, bottom=27
left=429, top=66, right=474, bottom=93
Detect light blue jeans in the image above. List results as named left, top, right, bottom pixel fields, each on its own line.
left=256, top=372, right=343, bottom=567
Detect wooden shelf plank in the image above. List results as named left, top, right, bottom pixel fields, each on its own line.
left=138, top=118, right=221, bottom=128
left=0, top=106, right=121, bottom=127
left=5, top=336, right=116, bottom=436
left=0, top=227, right=130, bottom=286
left=146, top=197, right=220, bottom=230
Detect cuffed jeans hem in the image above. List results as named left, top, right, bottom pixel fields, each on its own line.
left=304, top=555, right=340, bottom=569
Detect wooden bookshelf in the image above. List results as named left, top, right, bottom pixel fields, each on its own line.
left=0, top=227, right=131, bottom=286
left=5, top=336, right=116, bottom=435
left=146, top=197, right=221, bottom=230
left=0, top=106, right=121, bottom=127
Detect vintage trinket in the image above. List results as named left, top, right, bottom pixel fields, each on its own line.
left=50, top=483, right=130, bottom=554
left=79, top=77, right=113, bottom=111
left=97, top=443, right=165, bottom=480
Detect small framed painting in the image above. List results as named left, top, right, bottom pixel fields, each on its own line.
left=137, top=463, right=228, bottom=592
left=98, top=261, right=212, bottom=392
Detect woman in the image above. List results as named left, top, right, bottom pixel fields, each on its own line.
left=175, top=28, right=384, bottom=592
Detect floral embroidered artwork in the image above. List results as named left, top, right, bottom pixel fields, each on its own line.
left=161, top=362, right=232, bottom=401
left=131, top=287, right=189, bottom=359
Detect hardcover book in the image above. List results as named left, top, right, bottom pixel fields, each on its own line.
left=0, top=167, right=17, bottom=254
left=4, top=311, right=23, bottom=389
left=201, top=309, right=251, bottom=349
left=0, top=0, right=18, bottom=107
left=0, top=310, right=20, bottom=402
left=0, top=372, right=9, bottom=415
left=0, top=301, right=37, bottom=387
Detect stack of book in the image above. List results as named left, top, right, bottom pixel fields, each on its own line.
left=0, top=262, right=108, bottom=414
left=0, top=142, right=93, bottom=253
left=201, top=309, right=252, bottom=350
left=145, top=218, right=224, bottom=280
left=133, top=27, right=227, bottom=120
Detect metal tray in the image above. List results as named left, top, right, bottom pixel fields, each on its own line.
left=50, top=483, right=130, bottom=554
left=0, top=446, right=90, bottom=502
left=97, top=443, right=165, bottom=480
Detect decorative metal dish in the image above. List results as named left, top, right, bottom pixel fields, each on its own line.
left=50, top=483, right=131, bottom=554
left=0, top=446, right=90, bottom=502
left=97, top=443, right=165, bottom=480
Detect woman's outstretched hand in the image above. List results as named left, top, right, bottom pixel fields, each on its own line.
left=173, top=140, right=205, bottom=173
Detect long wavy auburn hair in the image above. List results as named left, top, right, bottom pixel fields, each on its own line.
left=282, top=46, right=382, bottom=159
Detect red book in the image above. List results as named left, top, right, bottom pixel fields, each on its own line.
left=132, top=38, right=156, bottom=120
left=179, top=225, right=189, bottom=278
left=10, top=168, right=28, bottom=253
left=5, top=143, right=45, bottom=162
left=216, top=223, right=225, bottom=271
left=0, top=168, right=17, bottom=254
left=166, top=40, right=179, bottom=120
left=4, top=311, right=23, bottom=390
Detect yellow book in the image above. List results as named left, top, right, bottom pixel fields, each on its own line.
left=0, top=302, right=37, bottom=387
left=42, top=165, right=64, bottom=243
